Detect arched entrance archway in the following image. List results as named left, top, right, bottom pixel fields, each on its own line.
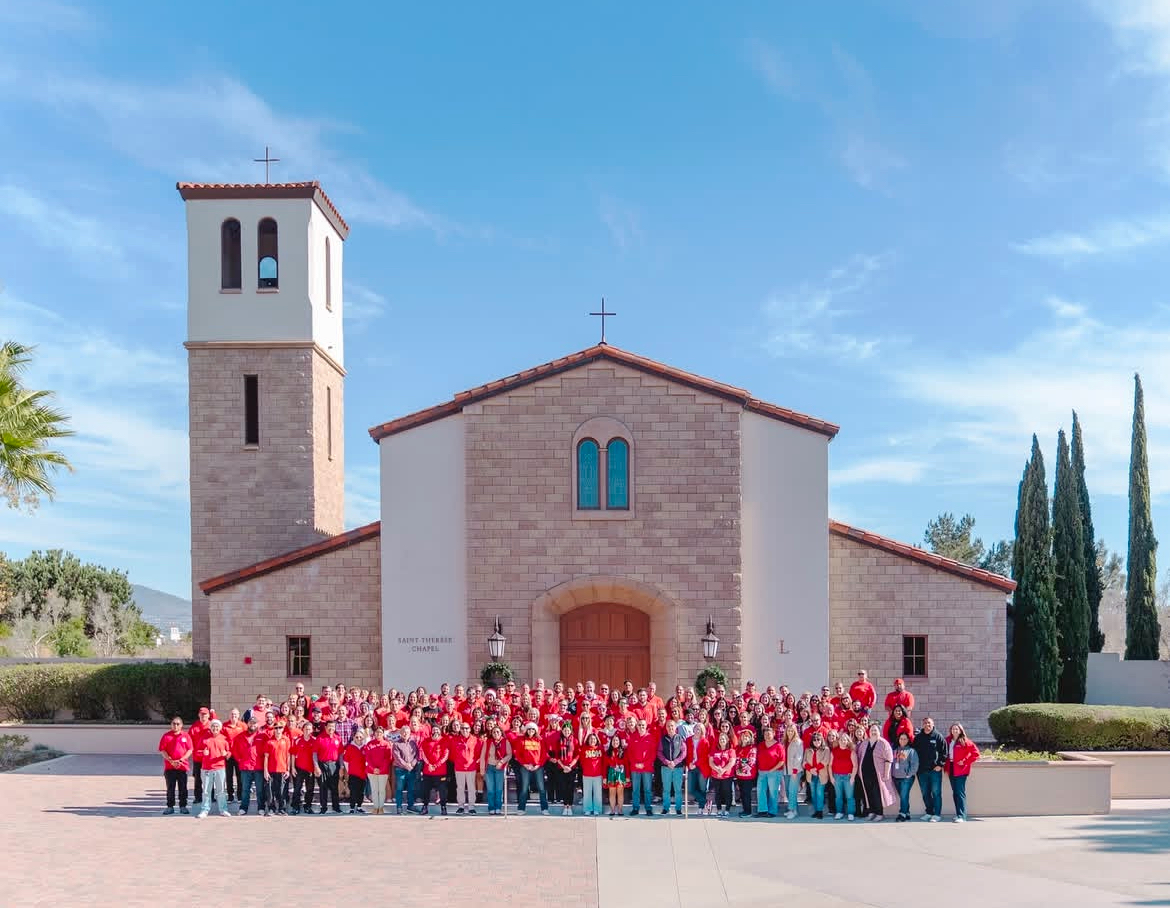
left=530, top=576, right=678, bottom=686
left=560, top=602, right=650, bottom=687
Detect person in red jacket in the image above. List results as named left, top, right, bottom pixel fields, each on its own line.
left=946, top=722, right=980, bottom=822
left=449, top=722, right=481, bottom=814
left=708, top=732, right=736, bottom=817
left=626, top=719, right=656, bottom=816
left=604, top=735, right=629, bottom=816
left=232, top=717, right=264, bottom=815
left=883, top=705, right=915, bottom=747
left=364, top=725, right=393, bottom=814
left=262, top=721, right=291, bottom=815
left=580, top=732, right=605, bottom=816
left=344, top=729, right=368, bottom=814
left=419, top=725, right=450, bottom=815
left=849, top=670, right=876, bottom=715
left=220, top=708, right=246, bottom=804
left=884, top=678, right=915, bottom=715
left=158, top=716, right=193, bottom=815
left=188, top=706, right=213, bottom=805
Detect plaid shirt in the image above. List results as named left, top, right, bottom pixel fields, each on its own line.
left=334, top=715, right=357, bottom=746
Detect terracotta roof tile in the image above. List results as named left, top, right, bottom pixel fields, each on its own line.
left=369, top=344, right=839, bottom=441
left=199, top=521, right=380, bottom=595
left=829, top=519, right=1016, bottom=592
left=176, top=181, right=349, bottom=238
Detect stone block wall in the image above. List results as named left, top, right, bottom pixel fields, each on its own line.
left=463, top=361, right=743, bottom=688
left=188, top=343, right=345, bottom=661
left=829, top=533, right=1007, bottom=740
left=207, top=535, right=380, bottom=711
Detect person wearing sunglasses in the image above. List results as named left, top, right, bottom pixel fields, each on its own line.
left=158, top=717, right=193, bottom=815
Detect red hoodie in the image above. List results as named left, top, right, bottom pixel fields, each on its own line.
left=420, top=737, right=449, bottom=776
left=947, top=737, right=981, bottom=777
left=449, top=733, right=481, bottom=772
left=231, top=732, right=263, bottom=772
left=580, top=745, right=605, bottom=777
left=626, top=732, right=656, bottom=773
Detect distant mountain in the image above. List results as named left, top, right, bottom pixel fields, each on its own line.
left=131, top=584, right=191, bottom=632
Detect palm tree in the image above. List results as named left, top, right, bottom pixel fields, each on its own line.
left=0, top=341, right=73, bottom=508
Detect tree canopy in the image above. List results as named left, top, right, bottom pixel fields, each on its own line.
left=0, top=341, right=73, bottom=509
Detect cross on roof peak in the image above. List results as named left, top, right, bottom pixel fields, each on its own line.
left=252, top=146, right=280, bottom=184
left=589, top=297, right=616, bottom=344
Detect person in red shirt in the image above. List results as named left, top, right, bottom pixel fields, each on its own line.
left=755, top=725, right=784, bottom=818
left=830, top=728, right=858, bottom=820
left=884, top=679, right=915, bottom=715
left=263, top=721, right=291, bottom=815
left=220, top=708, right=246, bottom=804
left=514, top=722, right=549, bottom=814
left=449, top=722, right=481, bottom=814
left=343, top=729, right=368, bottom=814
left=313, top=719, right=343, bottom=815
left=291, top=724, right=317, bottom=813
left=626, top=719, right=656, bottom=816
left=734, top=729, right=758, bottom=817
left=231, top=717, right=264, bottom=815
left=849, top=670, right=877, bottom=714
left=419, top=725, right=450, bottom=815
left=188, top=706, right=213, bottom=805
left=580, top=732, right=605, bottom=817
left=196, top=719, right=231, bottom=818
left=364, top=725, right=393, bottom=814
left=158, top=716, right=193, bottom=815
left=708, top=732, right=736, bottom=817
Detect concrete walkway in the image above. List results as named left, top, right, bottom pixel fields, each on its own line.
left=3, top=756, right=1169, bottom=907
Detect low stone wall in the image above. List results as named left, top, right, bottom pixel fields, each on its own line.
left=1062, top=751, right=1170, bottom=799
left=3, top=724, right=165, bottom=755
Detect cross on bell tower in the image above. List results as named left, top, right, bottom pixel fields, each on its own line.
left=253, top=146, right=280, bottom=184
left=589, top=298, right=616, bottom=344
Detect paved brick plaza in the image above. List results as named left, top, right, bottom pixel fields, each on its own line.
left=2, top=755, right=1169, bottom=908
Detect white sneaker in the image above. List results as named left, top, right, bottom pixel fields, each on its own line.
left=196, top=811, right=208, bottom=819
left=846, top=814, right=855, bottom=821
left=953, top=816, right=965, bottom=823
left=919, top=814, right=931, bottom=821
left=541, top=809, right=550, bottom=816
left=930, top=815, right=941, bottom=822
left=833, top=813, right=843, bottom=820
left=221, top=811, right=233, bottom=818
left=784, top=810, right=796, bottom=819
left=562, top=806, right=572, bottom=816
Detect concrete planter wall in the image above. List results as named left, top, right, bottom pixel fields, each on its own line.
left=1062, top=751, right=1170, bottom=799
left=3, top=723, right=166, bottom=755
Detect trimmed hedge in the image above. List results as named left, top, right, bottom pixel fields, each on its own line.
left=0, top=663, right=209, bottom=723
left=988, top=703, right=1170, bottom=751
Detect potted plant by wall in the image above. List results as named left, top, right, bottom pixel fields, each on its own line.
left=480, top=662, right=514, bottom=690
left=695, top=664, right=729, bottom=696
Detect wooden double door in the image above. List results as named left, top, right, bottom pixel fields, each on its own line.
left=560, top=602, right=650, bottom=688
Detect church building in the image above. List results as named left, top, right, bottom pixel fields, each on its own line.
left=179, top=181, right=1013, bottom=739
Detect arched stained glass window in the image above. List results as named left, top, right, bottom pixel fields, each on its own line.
left=606, top=438, right=629, bottom=509
left=577, top=439, right=600, bottom=509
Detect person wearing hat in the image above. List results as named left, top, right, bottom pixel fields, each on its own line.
left=196, top=719, right=231, bottom=818
left=515, top=721, right=549, bottom=814
left=188, top=706, right=214, bottom=805
left=884, top=679, right=915, bottom=715
left=263, top=720, right=291, bottom=815
left=158, top=716, right=193, bottom=815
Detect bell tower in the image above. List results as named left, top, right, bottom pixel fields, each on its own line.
left=178, top=181, right=349, bottom=661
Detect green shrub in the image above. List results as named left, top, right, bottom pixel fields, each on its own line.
left=695, top=664, right=729, bottom=696
left=0, top=662, right=210, bottom=723
left=988, top=703, right=1170, bottom=751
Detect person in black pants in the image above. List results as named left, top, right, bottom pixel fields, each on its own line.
left=158, top=717, right=193, bottom=815
left=314, top=720, right=343, bottom=815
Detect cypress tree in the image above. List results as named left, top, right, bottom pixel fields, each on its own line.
left=1009, top=436, right=1061, bottom=702
left=1071, top=412, right=1105, bottom=652
left=1053, top=429, right=1090, bottom=702
left=1126, top=374, right=1161, bottom=659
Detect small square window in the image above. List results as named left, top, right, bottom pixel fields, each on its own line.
left=902, top=635, right=927, bottom=678
left=287, top=636, right=311, bottom=678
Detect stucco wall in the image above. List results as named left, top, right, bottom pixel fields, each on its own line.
left=1086, top=651, right=1170, bottom=708
left=207, top=535, right=380, bottom=711
left=462, top=360, right=743, bottom=688
left=829, top=532, right=1007, bottom=740
left=740, top=411, right=829, bottom=693
left=380, top=416, right=468, bottom=689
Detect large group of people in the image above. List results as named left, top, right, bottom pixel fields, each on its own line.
left=157, top=669, right=981, bottom=823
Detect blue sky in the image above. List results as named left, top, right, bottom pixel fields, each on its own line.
left=2, top=0, right=1169, bottom=599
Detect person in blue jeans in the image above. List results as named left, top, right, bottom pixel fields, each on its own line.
left=657, top=719, right=687, bottom=815
left=913, top=716, right=947, bottom=821
left=891, top=731, right=919, bottom=821
left=782, top=724, right=804, bottom=819
left=756, top=726, right=784, bottom=817
left=829, top=729, right=858, bottom=820
left=391, top=726, right=420, bottom=814
left=480, top=726, right=512, bottom=815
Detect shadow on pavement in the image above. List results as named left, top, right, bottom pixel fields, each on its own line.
left=15, top=755, right=157, bottom=777
left=1049, top=812, right=1170, bottom=855
left=44, top=790, right=169, bottom=818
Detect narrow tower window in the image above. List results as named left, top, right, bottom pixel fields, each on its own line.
left=325, top=237, right=332, bottom=311
left=244, top=375, right=260, bottom=445
left=326, top=386, right=333, bottom=461
left=220, top=219, right=241, bottom=290
left=258, top=218, right=279, bottom=289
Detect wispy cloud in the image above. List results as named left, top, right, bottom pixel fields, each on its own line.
left=762, top=253, right=892, bottom=360
left=1089, top=0, right=1170, bottom=75
left=598, top=194, right=643, bottom=251
left=345, top=464, right=380, bottom=527
left=344, top=283, right=388, bottom=324
left=831, top=457, right=928, bottom=486
left=747, top=38, right=905, bottom=191
left=0, top=0, right=97, bottom=33
left=1012, top=213, right=1170, bottom=258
